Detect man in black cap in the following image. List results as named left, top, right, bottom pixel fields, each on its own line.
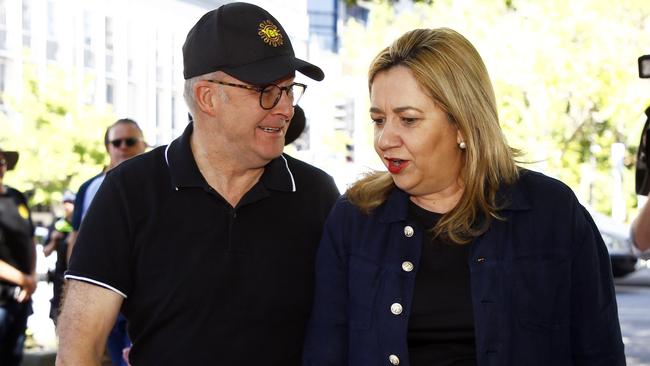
left=0, top=148, right=35, bottom=366
left=56, top=3, right=339, bottom=365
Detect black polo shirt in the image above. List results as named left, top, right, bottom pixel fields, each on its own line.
left=66, top=123, right=340, bottom=365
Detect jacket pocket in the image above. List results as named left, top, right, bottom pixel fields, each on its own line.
left=512, top=256, right=570, bottom=331
left=348, top=255, right=382, bottom=330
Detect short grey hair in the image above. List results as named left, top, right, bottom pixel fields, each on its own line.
left=183, top=70, right=227, bottom=115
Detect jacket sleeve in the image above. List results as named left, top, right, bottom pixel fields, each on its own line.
left=303, top=199, right=350, bottom=366
left=570, top=204, right=626, bottom=365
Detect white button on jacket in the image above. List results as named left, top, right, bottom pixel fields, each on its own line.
left=389, top=354, right=400, bottom=365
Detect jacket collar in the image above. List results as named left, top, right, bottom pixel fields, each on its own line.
left=378, top=171, right=531, bottom=224
left=164, top=122, right=296, bottom=193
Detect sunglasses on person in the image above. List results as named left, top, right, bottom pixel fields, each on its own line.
left=109, top=137, right=141, bottom=148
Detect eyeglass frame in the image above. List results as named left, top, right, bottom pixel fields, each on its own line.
left=206, top=80, right=307, bottom=110
left=109, top=137, right=141, bottom=148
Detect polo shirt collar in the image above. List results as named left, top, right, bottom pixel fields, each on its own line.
left=164, top=122, right=296, bottom=193
left=165, top=123, right=206, bottom=190
left=260, top=155, right=296, bottom=193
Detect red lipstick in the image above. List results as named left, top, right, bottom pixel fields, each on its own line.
left=386, top=159, right=408, bottom=174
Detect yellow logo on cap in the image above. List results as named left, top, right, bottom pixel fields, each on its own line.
left=258, top=20, right=283, bottom=47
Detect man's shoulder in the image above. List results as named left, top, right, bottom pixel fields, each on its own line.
left=516, top=168, right=576, bottom=203
left=107, top=146, right=168, bottom=181
left=283, top=154, right=339, bottom=193
left=78, top=172, right=105, bottom=192
left=3, top=186, right=27, bottom=200
left=283, top=154, right=333, bottom=180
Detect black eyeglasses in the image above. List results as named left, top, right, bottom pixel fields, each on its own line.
left=109, top=137, right=140, bottom=148
left=206, top=80, right=307, bottom=110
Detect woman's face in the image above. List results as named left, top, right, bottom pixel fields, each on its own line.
left=370, top=65, right=464, bottom=197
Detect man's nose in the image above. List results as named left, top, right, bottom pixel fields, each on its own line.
left=272, top=91, right=294, bottom=120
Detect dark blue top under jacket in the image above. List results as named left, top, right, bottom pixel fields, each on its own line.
left=303, top=169, right=625, bottom=366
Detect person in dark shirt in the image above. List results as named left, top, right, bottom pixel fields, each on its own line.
left=65, top=118, right=146, bottom=366
left=0, top=147, right=35, bottom=366
left=303, top=28, right=625, bottom=366
left=42, top=190, right=75, bottom=324
left=56, top=3, right=339, bottom=365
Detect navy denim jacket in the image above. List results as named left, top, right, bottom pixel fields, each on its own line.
left=303, top=170, right=625, bottom=366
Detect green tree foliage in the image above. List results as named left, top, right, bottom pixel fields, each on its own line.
left=339, top=0, right=650, bottom=218
left=0, top=64, right=115, bottom=207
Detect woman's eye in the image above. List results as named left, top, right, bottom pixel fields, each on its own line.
left=402, top=117, right=417, bottom=124
left=371, top=117, right=385, bottom=125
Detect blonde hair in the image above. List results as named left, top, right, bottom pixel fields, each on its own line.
left=347, top=28, right=520, bottom=244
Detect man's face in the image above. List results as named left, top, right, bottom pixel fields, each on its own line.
left=202, top=72, right=296, bottom=169
left=63, top=201, right=74, bottom=217
left=106, top=123, right=146, bottom=168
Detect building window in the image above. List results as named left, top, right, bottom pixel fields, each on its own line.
left=127, top=82, right=137, bottom=116
left=83, top=10, right=94, bottom=68
left=22, top=0, right=31, bottom=48
left=105, top=16, right=114, bottom=74
left=46, top=1, right=59, bottom=61
left=84, top=75, right=95, bottom=105
left=106, top=79, right=114, bottom=105
left=171, top=94, right=177, bottom=130
left=155, top=88, right=162, bottom=144
left=155, top=31, right=163, bottom=84
left=127, top=22, right=135, bottom=79
left=0, top=57, right=7, bottom=105
left=0, top=0, right=7, bottom=51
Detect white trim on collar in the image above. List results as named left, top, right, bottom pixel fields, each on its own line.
left=280, top=155, right=296, bottom=192
left=164, top=140, right=173, bottom=168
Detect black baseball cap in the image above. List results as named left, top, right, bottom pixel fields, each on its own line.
left=182, top=2, right=324, bottom=85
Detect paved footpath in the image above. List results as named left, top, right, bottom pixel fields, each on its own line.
left=616, top=266, right=650, bottom=366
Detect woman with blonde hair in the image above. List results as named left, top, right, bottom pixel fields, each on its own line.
left=303, top=28, right=625, bottom=366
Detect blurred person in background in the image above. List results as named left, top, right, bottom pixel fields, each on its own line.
left=42, top=190, right=75, bottom=324
left=632, top=106, right=650, bottom=258
left=0, top=147, right=35, bottom=366
left=56, top=3, right=339, bottom=365
left=631, top=200, right=650, bottom=257
left=66, top=118, right=146, bottom=366
left=303, top=28, right=625, bottom=366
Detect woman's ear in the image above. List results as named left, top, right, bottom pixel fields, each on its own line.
left=456, top=129, right=467, bottom=150
left=456, top=129, right=465, bottom=145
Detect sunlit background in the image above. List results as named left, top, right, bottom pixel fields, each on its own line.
left=1, top=0, right=650, bottom=363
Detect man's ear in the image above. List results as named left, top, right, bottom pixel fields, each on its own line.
left=194, top=81, right=218, bottom=116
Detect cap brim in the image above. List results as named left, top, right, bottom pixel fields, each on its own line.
left=0, top=151, right=19, bottom=170
left=223, top=55, right=324, bottom=85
